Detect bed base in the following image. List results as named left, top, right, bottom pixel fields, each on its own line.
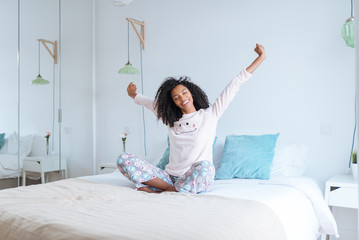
left=0, top=178, right=41, bottom=190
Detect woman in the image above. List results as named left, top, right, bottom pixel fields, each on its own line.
left=118, top=44, right=266, bottom=194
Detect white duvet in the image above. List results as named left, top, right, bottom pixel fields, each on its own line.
left=0, top=178, right=288, bottom=240
left=0, top=170, right=338, bottom=240
left=81, top=170, right=338, bottom=240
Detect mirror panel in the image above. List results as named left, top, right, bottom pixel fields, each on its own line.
left=20, top=0, right=60, bottom=155
left=0, top=0, right=63, bottom=189
left=19, top=0, right=62, bottom=185
left=0, top=0, right=20, bottom=187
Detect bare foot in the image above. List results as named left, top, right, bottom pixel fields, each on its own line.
left=162, top=185, right=178, bottom=192
left=136, top=187, right=161, bottom=193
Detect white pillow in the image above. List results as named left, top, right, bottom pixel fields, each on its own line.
left=270, top=143, right=307, bottom=177
left=6, top=132, right=18, bottom=155
left=20, top=134, right=34, bottom=156
left=4, top=132, right=34, bottom=156
left=29, top=134, right=46, bottom=156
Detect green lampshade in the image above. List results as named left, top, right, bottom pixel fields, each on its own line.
left=118, top=62, right=140, bottom=74
left=342, top=17, right=355, bottom=48
left=31, top=74, right=49, bottom=85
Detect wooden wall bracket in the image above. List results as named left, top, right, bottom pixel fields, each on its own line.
left=37, top=39, right=58, bottom=64
left=126, top=18, right=145, bottom=50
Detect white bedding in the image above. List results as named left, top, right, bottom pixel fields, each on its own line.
left=0, top=178, right=289, bottom=240
left=81, top=170, right=338, bottom=240
left=0, top=132, right=42, bottom=179
left=0, top=169, right=338, bottom=240
left=0, top=154, right=24, bottom=179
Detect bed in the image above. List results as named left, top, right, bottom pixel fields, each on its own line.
left=0, top=169, right=337, bottom=240
left=0, top=135, right=339, bottom=240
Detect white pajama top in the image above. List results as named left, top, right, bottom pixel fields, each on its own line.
left=134, top=69, right=252, bottom=176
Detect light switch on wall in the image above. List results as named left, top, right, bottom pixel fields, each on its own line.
left=320, top=124, right=332, bottom=136
left=64, top=127, right=72, bottom=135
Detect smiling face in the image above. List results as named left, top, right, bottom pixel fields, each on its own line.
left=171, top=84, right=196, bottom=114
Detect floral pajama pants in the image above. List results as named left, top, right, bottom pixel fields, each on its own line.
left=116, top=153, right=215, bottom=194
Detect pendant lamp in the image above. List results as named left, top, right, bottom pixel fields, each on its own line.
left=118, top=18, right=145, bottom=74
left=31, top=39, right=58, bottom=85
left=342, top=0, right=355, bottom=48
left=32, top=40, right=49, bottom=85
left=118, top=20, right=140, bottom=74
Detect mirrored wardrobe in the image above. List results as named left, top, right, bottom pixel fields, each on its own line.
left=0, top=0, right=64, bottom=189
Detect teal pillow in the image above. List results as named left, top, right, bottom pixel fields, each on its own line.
left=156, top=137, right=170, bottom=170
left=215, top=133, right=279, bottom=180
left=0, top=133, right=5, bottom=149
left=156, top=136, right=218, bottom=170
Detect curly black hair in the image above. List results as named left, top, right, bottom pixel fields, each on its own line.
left=154, top=76, right=209, bottom=127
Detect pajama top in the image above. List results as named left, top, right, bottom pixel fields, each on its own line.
left=134, top=69, right=252, bottom=176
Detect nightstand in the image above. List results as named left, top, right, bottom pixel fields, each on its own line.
left=321, top=174, right=358, bottom=240
left=22, top=155, right=67, bottom=186
left=99, top=162, right=117, bottom=174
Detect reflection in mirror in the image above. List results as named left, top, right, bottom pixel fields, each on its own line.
left=0, top=0, right=64, bottom=189
left=0, top=0, right=20, bottom=189
left=20, top=0, right=64, bottom=186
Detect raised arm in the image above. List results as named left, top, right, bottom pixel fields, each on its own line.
left=211, top=44, right=266, bottom=119
left=127, top=82, right=157, bottom=116
left=246, top=44, right=266, bottom=74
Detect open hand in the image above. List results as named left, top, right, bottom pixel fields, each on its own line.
left=127, top=82, right=137, bottom=99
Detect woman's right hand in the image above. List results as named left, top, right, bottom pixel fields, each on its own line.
left=127, top=82, right=137, bottom=99
left=254, top=43, right=266, bottom=58
left=245, top=43, right=266, bottom=74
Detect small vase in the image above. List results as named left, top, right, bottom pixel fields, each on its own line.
left=122, top=141, right=126, bottom=153
left=46, top=140, right=49, bottom=156
left=352, top=163, right=358, bottom=180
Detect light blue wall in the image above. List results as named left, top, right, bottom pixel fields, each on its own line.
left=95, top=0, right=355, bottom=189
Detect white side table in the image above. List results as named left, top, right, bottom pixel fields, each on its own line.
left=321, top=174, right=358, bottom=240
left=22, top=155, right=67, bottom=186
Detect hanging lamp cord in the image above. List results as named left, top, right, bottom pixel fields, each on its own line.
left=52, top=44, right=56, bottom=153
left=127, top=20, right=130, bottom=63
left=139, top=24, right=147, bottom=156
left=350, top=94, right=357, bottom=167
left=38, top=40, right=41, bottom=75
left=348, top=0, right=355, bottom=168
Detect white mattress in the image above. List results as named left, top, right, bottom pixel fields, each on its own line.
left=80, top=170, right=338, bottom=240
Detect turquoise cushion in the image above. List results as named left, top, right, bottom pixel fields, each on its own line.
left=156, top=146, right=170, bottom=170
left=156, top=136, right=218, bottom=170
left=0, top=133, right=5, bottom=149
left=215, top=133, right=279, bottom=180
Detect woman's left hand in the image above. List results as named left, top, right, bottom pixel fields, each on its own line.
left=245, top=43, right=266, bottom=74
left=254, top=43, right=266, bottom=57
